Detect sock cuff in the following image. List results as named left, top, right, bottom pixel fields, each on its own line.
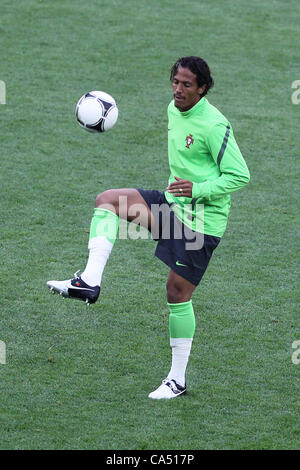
left=94, top=207, right=118, bottom=218
left=168, top=300, right=192, bottom=307
left=168, top=300, right=193, bottom=315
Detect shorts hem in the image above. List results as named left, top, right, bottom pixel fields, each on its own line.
left=155, top=245, right=203, bottom=286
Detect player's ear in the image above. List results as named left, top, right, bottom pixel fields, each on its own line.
left=198, top=84, right=206, bottom=96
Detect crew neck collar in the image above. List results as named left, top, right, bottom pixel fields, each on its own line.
left=173, top=96, right=207, bottom=116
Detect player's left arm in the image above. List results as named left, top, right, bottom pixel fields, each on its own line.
left=191, top=122, right=250, bottom=200
left=168, top=122, right=250, bottom=199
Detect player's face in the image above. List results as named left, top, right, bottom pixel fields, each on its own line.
left=172, top=66, right=206, bottom=112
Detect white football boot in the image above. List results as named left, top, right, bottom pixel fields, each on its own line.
left=47, top=279, right=70, bottom=297
left=47, top=271, right=100, bottom=305
left=148, top=379, right=186, bottom=399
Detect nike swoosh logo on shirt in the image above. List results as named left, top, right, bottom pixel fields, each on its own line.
left=176, top=261, right=187, bottom=267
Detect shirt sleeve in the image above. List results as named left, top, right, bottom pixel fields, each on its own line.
left=192, top=122, right=250, bottom=200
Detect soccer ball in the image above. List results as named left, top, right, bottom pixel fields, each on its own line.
left=75, top=90, right=118, bottom=132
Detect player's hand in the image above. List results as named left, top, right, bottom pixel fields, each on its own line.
left=167, top=176, right=193, bottom=198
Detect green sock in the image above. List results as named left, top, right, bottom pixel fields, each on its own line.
left=81, top=208, right=119, bottom=286
left=167, top=301, right=195, bottom=387
left=89, top=207, right=119, bottom=244
left=168, top=300, right=195, bottom=339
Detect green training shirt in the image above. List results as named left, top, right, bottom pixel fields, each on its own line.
left=164, top=97, right=250, bottom=237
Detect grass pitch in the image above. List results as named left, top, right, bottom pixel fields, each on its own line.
left=0, top=0, right=299, bottom=450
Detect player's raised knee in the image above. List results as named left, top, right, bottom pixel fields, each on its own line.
left=95, top=190, right=119, bottom=212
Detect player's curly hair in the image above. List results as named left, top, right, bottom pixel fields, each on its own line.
left=170, top=56, right=214, bottom=96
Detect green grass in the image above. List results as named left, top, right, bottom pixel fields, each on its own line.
left=0, top=0, right=299, bottom=450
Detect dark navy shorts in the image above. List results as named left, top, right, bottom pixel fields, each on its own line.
left=137, top=188, right=221, bottom=286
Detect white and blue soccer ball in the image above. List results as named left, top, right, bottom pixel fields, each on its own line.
left=75, top=90, right=118, bottom=132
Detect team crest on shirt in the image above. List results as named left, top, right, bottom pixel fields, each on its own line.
left=185, top=134, right=194, bottom=149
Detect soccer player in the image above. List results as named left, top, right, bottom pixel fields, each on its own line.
left=47, top=56, right=250, bottom=399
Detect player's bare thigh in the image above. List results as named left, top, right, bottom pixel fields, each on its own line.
left=95, top=188, right=153, bottom=229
